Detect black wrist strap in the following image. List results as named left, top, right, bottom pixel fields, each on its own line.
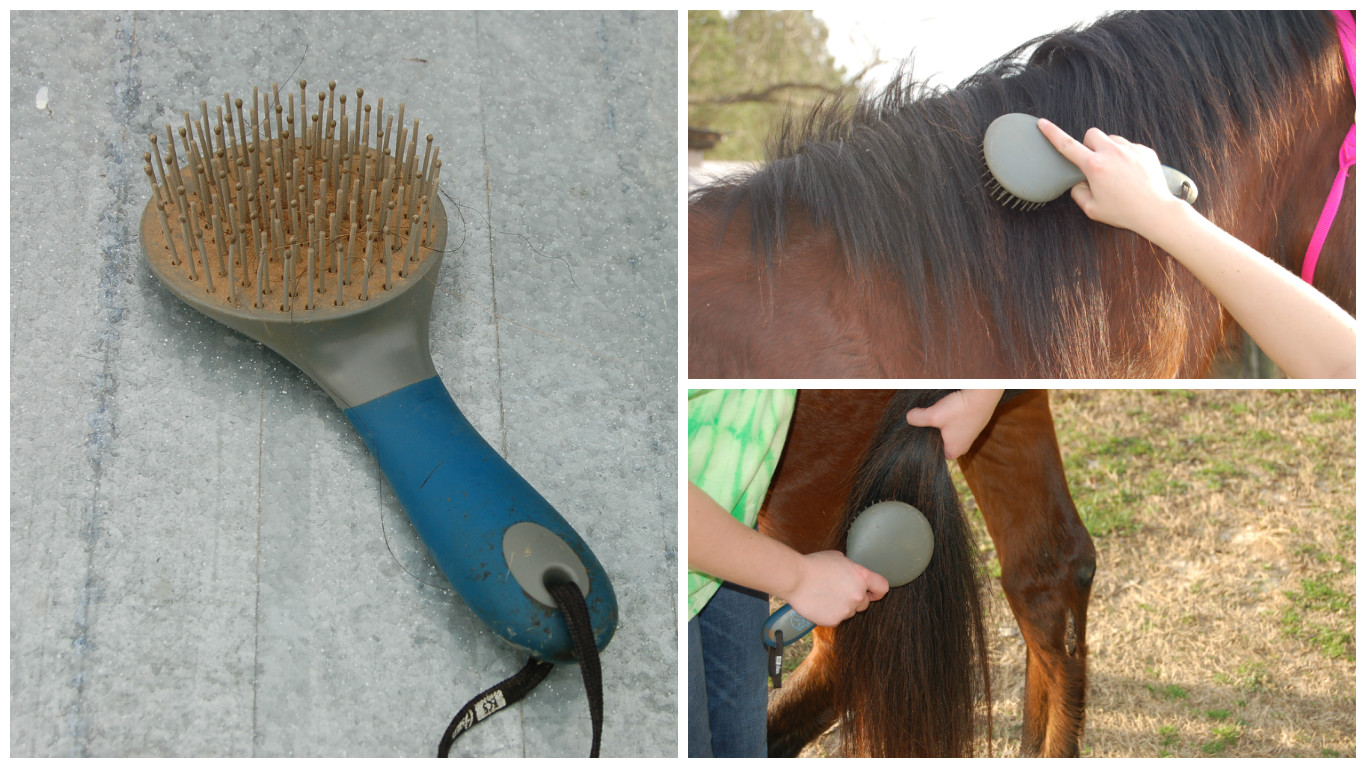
left=547, top=581, right=604, bottom=757
left=437, top=581, right=603, bottom=758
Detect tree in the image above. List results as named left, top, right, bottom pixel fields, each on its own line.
left=688, top=11, right=854, bottom=161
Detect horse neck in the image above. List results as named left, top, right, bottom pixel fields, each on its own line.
left=1217, top=26, right=1356, bottom=314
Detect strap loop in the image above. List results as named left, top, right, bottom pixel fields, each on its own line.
left=437, top=581, right=603, bottom=758
left=547, top=580, right=604, bottom=757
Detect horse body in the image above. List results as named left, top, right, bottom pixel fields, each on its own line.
left=689, top=201, right=1224, bottom=376
left=689, top=11, right=1355, bottom=378
left=762, top=390, right=1091, bottom=757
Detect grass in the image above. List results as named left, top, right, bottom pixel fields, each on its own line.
left=1200, top=724, right=1242, bottom=755
left=1309, top=400, right=1355, bottom=424
left=1195, top=458, right=1248, bottom=489
left=1234, top=661, right=1271, bottom=693
left=1146, top=683, right=1189, bottom=701
left=1036, top=391, right=1354, bottom=757
left=1279, top=575, right=1356, bottom=661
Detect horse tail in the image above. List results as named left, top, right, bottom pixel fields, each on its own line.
left=831, top=389, right=991, bottom=757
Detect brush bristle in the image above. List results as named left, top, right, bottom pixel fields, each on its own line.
left=980, top=146, right=1044, bottom=212
left=142, top=81, right=444, bottom=312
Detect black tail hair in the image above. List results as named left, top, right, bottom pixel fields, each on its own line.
left=831, top=389, right=991, bottom=756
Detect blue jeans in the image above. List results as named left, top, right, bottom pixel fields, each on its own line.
left=688, top=581, right=769, bottom=757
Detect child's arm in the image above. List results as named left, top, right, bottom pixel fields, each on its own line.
left=688, top=482, right=889, bottom=626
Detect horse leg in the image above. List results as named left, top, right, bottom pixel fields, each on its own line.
left=958, top=390, right=1095, bottom=757
left=766, top=626, right=839, bottom=757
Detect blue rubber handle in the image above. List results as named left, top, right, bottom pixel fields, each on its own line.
left=762, top=603, right=816, bottom=648
left=343, top=376, right=617, bottom=663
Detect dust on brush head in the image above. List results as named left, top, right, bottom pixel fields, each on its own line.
left=141, top=80, right=444, bottom=316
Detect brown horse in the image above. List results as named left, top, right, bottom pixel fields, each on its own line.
left=760, top=390, right=1091, bottom=757
left=689, top=11, right=1355, bottom=377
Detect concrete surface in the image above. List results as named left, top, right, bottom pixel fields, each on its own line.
left=10, top=10, right=677, bottom=757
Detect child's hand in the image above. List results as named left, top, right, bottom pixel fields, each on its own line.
left=781, top=550, right=890, bottom=626
left=1037, top=117, right=1180, bottom=238
left=906, top=389, right=1003, bottom=460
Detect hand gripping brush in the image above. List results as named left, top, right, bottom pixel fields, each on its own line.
left=761, top=501, right=933, bottom=686
left=982, top=112, right=1198, bottom=211
left=139, top=81, right=615, bottom=752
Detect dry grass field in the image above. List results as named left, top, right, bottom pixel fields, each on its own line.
left=782, top=389, right=1355, bottom=757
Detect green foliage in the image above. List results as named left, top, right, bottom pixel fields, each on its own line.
left=1281, top=576, right=1356, bottom=661
left=1146, top=683, right=1189, bottom=700
left=1235, top=661, right=1270, bottom=692
left=689, top=10, right=851, bottom=161
left=1309, top=400, right=1355, bottom=423
left=1200, top=724, right=1242, bottom=754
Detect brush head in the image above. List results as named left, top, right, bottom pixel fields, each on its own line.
left=139, top=81, right=448, bottom=407
left=845, top=500, right=934, bottom=587
left=982, top=112, right=1086, bottom=210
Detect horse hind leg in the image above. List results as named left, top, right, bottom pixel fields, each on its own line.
left=766, top=627, right=840, bottom=757
left=1014, top=552, right=1094, bottom=757
left=959, top=390, right=1096, bottom=757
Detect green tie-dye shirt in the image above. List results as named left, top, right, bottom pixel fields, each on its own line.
left=687, top=389, right=797, bottom=619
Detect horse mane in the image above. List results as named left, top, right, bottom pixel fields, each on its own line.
left=830, top=390, right=990, bottom=756
left=693, top=11, right=1349, bottom=376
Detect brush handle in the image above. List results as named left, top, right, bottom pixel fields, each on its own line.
left=1160, top=166, right=1198, bottom=204
left=1064, top=163, right=1196, bottom=203
left=343, top=376, right=617, bottom=664
left=760, top=501, right=933, bottom=649
left=762, top=603, right=817, bottom=648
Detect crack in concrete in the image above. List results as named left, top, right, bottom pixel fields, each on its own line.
left=473, top=12, right=509, bottom=461
left=73, top=10, right=142, bottom=757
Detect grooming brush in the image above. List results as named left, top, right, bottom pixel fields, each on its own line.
left=982, top=112, right=1198, bottom=211
left=762, top=500, right=934, bottom=649
left=139, top=81, right=616, bottom=664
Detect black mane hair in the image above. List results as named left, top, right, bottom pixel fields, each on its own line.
left=693, top=11, right=1349, bottom=375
